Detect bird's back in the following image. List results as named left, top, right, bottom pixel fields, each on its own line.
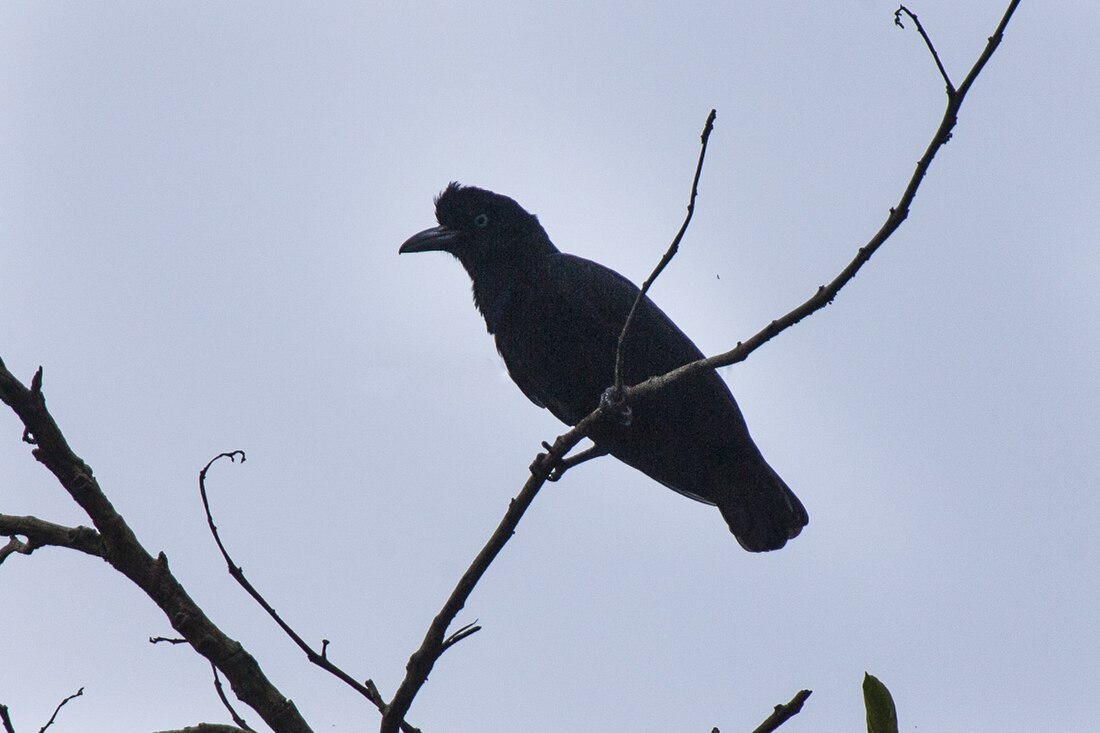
left=492, top=252, right=807, bottom=551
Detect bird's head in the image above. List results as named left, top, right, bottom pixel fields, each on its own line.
left=399, top=183, right=557, bottom=269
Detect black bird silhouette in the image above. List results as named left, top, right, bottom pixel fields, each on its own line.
left=400, top=183, right=807, bottom=551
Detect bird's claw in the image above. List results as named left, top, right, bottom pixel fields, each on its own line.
left=530, top=449, right=561, bottom=480
left=600, top=386, right=633, bottom=427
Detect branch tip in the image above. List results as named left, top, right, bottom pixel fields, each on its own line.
left=613, top=109, right=717, bottom=390
left=895, top=4, right=954, bottom=92
left=39, top=687, right=84, bottom=733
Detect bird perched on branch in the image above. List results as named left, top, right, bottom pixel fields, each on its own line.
left=400, top=183, right=807, bottom=551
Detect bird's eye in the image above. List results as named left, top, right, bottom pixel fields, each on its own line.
left=473, top=213, right=490, bottom=228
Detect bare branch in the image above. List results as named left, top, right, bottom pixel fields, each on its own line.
left=0, top=358, right=313, bottom=733
left=750, top=689, right=813, bottom=733
left=441, top=620, right=482, bottom=651
left=197, top=454, right=422, bottom=733
left=37, top=687, right=82, bottom=733
left=621, top=1, right=1021, bottom=404
left=380, top=414, right=597, bottom=733
left=0, top=514, right=103, bottom=565
left=613, top=109, right=717, bottom=391
left=1, top=703, right=15, bottom=733
left=895, top=6, right=954, bottom=92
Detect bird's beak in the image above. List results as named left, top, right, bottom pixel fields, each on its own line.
left=399, top=225, right=459, bottom=254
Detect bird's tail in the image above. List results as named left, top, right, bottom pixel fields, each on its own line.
left=718, top=462, right=808, bottom=552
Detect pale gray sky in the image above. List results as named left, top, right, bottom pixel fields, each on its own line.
left=2, top=2, right=1098, bottom=732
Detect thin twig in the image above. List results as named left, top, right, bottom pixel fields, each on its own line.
left=895, top=6, right=954, bottom=92
left=37, top=687, right=82, bottom=733
left=1, top=703, right=16, bottom=733
left=620, top=0, right=1021, bottom=404
left=750, top=689, right=813, bottom=733
left=613, top=109, right=717, bottom=391
left=211, top=664, right=254, bottom=732
left=197, top=454, right=421, bottom=733
left=441, top=620, right=482, bottom=651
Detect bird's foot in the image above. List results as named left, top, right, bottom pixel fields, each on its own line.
left=530, top=441, right=561, bottom=480
left=600, top=386, right=633, bottom=427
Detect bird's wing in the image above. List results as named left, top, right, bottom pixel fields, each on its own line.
left=494, top=252, right=713, bottom=426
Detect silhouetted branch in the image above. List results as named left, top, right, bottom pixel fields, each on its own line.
left=379, top=417, right=598, bottom=733
left=441, top=619, right=483, bottom=651
left=0, top=703, right=15, bottom=733
left=751, top=689, right=813, bottom=733
left=211, top=664, right=254, bottom=733
left=895, top=6, right=953, bottom=91
left=623, top=0, right=1020, bottom=403
left=37, top=687, right=83, bottom=733
left=0, top=358, right=312, bottom=733
left=198, top=453, right=421, bottom=733
left=613, top=108, right=717, bottom=391
left=0, top=514, right=102, bottom=564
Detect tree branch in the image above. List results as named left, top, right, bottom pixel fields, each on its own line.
left=379, top=415, right=598, bottom=733
left=0, top=358, right=313, bottom=733
left=37, top=687, right=83, bottom=733
left=0, top=703, right=15, bottom=733
left=0, top=514, right=103, bottom=565
left=750, top=689, right=813, bottom=733
left=895, top=6, right=954, bottom=92
left=620, top=0, right=1021, bottom=404
left=197, top=453, right=422, bottom=733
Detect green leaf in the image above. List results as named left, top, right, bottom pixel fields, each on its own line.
left=863, top=672, right=899, bottom=733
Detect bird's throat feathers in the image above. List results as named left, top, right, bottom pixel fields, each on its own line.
left=466, top=257, right=528, bottom=334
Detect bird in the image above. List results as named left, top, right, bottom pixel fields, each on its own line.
left=399, top=183, right=807, bottom=551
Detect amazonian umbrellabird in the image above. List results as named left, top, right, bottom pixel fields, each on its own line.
left=400, top=183, right=807, bottom=551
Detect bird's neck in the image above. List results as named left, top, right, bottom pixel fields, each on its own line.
left=467, top=258, right=530, bottom=335
left=462, top=233, right=557, bottom=335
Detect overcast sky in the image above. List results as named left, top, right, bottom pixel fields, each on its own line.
left=2, top=2, right=1097, bottom=732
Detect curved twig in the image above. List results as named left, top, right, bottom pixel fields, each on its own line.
left=896, top=6, right=954, bottom=92
left=0, top=359, right=313, bottom=733
left=198, top=453, right=421, bottom=733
